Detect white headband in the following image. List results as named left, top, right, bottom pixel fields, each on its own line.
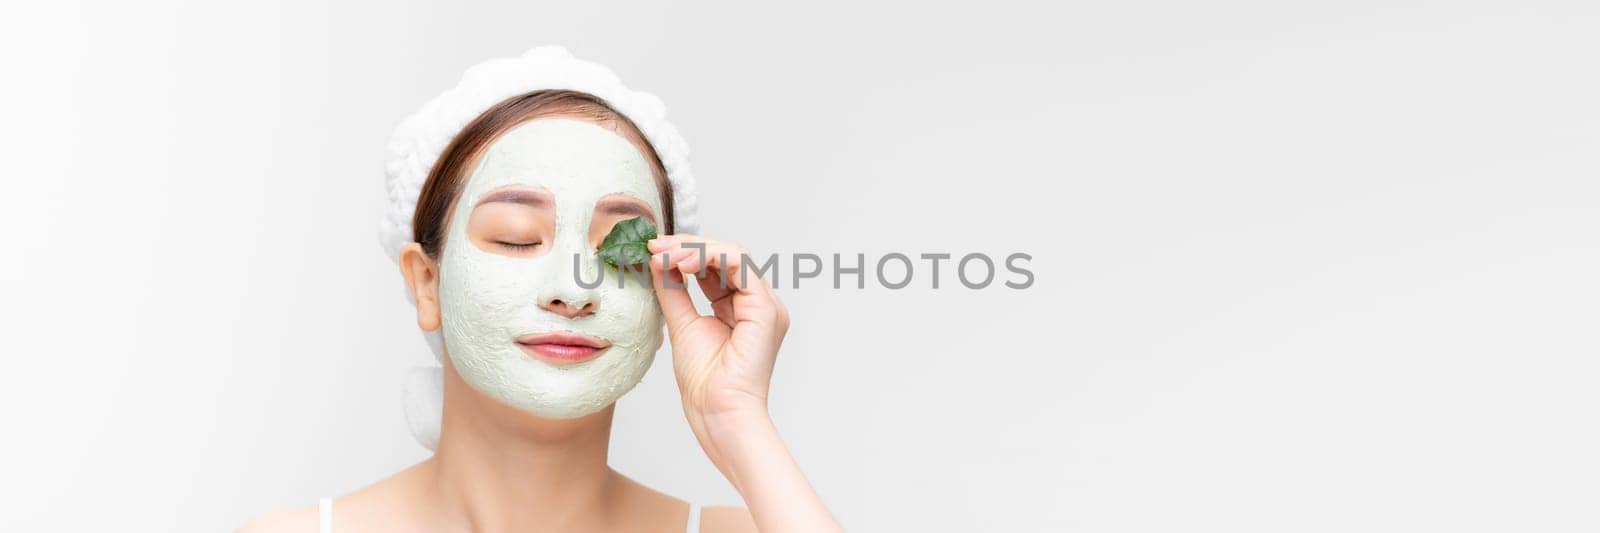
left=380, top=46, right=701, bottom=449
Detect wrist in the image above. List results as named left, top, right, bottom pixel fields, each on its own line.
left=700, top=403, right=772, bottom=436
left=697, top=409, right=838, bottom=531
left=698, top=407, right=778, bottom=487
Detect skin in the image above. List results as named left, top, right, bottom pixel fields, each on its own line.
left=239, top=115, right=840, bottom=533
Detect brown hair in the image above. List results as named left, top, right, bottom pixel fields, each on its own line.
left=411, top=89, right=675, bottom=258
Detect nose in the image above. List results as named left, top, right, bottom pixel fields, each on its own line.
left=536, top=228, right=603, bottom=319
left=540, top=294, right=596, bottom=319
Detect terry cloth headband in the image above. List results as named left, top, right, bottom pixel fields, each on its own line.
left=380, top=46, right=701, bottom=449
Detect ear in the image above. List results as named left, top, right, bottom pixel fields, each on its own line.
left=400, top=242, right=442, bottom=332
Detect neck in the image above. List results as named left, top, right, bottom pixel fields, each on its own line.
left=423, top=362, right=621, bottom=532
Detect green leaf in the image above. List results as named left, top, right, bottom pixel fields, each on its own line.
left=597, top=216, right=658, bottom=269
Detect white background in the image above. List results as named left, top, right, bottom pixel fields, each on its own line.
left=2, top=1, right=1597, bottom=531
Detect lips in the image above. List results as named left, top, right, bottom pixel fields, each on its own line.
left=514, top=332, right=612, bottom=365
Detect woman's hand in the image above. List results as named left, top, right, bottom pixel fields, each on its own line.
left=647, top=235, right=788, bottom=444
left=648, top=235, right=839, bottom=532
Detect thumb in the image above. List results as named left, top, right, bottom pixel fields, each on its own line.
left=650, top=251, right=699, bottom=335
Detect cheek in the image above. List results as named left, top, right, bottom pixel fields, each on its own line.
left=594, top=284, right=662, bottom=337
left=440, top=252, right=545, bottom=324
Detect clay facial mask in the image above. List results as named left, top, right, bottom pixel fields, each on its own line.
left=437, top=119, right=664, bottom=419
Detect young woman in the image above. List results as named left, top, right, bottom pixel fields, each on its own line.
left=242, top=48, right=839, bottom=533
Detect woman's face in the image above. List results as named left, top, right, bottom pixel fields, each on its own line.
left=436, top=118, right=665, bottom=419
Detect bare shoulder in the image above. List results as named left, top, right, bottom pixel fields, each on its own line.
left=237, top=462, right=429, bottom=533
left=699, top=506, right=757, bottom=533
left=236, top=504, right=318, bottom=533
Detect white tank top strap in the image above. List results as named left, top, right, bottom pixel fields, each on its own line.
left=685, top=502, right=701, bottom=533
left=318, top=497, right=332, bottom=533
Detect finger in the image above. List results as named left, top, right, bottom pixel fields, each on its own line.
left=653, top=241, right=739, bottom=328
left=656, top=239, right=781, bottom=315
left=677, top=242, right=775, bottom=300
left=647, top=233, right=700, bottom=253
left=664, top=241, right=742, bottom=291
left=696, top=243, right=786, bottom=327
left=649, top=250, right=700, bottom=334
left=698, top=242, right=768, bottom=295
left=695, top=269, right=737, bottom=329
left=666, top=239, right=730, bottom=282
left=673, top=246, right=708, bottom=278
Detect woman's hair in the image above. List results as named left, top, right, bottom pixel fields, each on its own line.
left=411, top=89, right=676, bottom=258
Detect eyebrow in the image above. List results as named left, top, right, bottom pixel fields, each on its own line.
left=595, top=196, right=656, bottom=224
left=477, top=188, right=553, bottom=208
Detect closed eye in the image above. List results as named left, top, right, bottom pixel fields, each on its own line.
left=494, top=240, right=542, bottom=251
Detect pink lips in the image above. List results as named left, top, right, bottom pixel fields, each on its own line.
left=515, top=332, right=611, bottom=365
